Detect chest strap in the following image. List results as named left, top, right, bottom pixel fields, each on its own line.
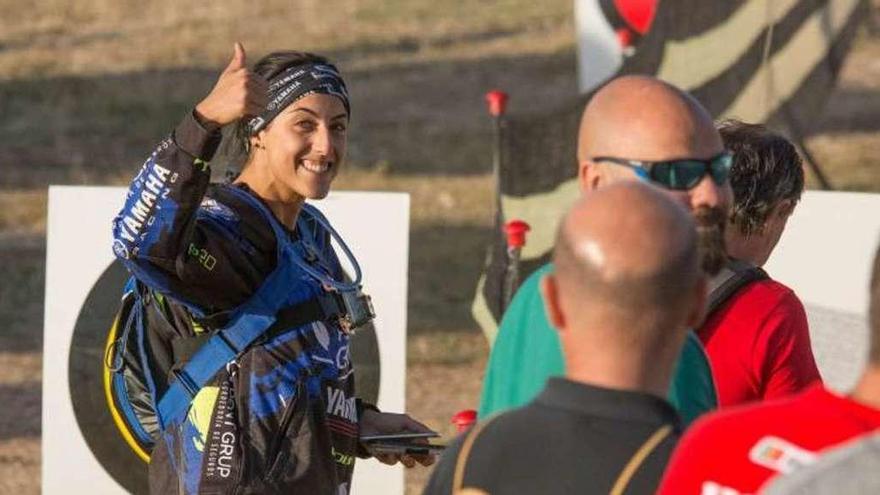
left=707, top=258, right=769, bottom=316
left=156, top=292, right=345, bottom=430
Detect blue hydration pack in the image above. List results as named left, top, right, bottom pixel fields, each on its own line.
left=103, top=187, right=374, bottom=466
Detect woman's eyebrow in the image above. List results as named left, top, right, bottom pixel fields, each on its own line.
left=287, top=107, right=348, bottom=121
left=288, top=107, right=319, bottom=117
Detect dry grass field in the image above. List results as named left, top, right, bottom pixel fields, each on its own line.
left=2, top=1, right=880, bottom=493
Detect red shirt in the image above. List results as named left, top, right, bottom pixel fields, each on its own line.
left=698, top=278, right=820, bottom=406
left=657, top=385, right=880, bottom=495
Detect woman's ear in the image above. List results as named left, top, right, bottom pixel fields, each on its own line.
left=540, top=273, right=567, bottom=333
left=249, top=134, right=265, bottom=151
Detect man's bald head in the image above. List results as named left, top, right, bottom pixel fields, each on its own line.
left=541, top=182, right=707, bottom=394
left=551, top=182, right=702, bottom=336
left=575, top=76, right=731, bottom=275
left=577, top=76, right=722, bottom=165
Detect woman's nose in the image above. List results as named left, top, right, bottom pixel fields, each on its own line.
left=311, top=125, right=333, bottom=157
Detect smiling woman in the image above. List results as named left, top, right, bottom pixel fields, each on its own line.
left=107, top=43, right=434, bottom=494
left=236, top=92, right=348, bottom=217
left=214, top=50, right=351, bottom=226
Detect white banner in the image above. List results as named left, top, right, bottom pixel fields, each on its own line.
left=765, top=190, right=880, bottom=391
left=42, top=186, right=409, bottom=495
left=574, top=0, right=624, bottom=92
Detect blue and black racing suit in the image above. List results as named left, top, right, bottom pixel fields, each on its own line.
left=111, top=111, right=371, bottom=494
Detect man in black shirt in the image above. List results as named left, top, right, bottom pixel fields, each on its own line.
left=424, top=178, right=707, bottom=494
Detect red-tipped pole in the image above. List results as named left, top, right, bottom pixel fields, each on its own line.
left=486, top=90, right=511, bottom=314
left=485, top=90, right=509, bottom=118
left=616, top=28, right=636, bottom=57
left=502, top=220, right=531, bottom=307
left=505, top=220, right=531, bottom=249
left=452, top=409, right=478, bottom=433
left=485, top=90, right=509, bottom=195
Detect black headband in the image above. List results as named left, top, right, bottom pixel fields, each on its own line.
left=247, top=63, right=350, bottom=136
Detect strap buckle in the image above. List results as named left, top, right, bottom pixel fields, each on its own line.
left=319, top=288, right=375, bottom=334
left=338, top=289, right=375, bottom=334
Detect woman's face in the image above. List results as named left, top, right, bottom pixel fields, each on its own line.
left=255, top=93, right=348, bottom=200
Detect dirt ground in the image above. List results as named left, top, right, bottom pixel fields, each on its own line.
left=0, top=241, right=488, bottom=494
left=2, top=0, right=880, bottom=493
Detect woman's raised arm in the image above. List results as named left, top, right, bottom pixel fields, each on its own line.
left=111, top=43, right=267, bottom=300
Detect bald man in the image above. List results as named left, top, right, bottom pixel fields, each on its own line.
left=424, top=183, right=706, bottom=495
left=480, top=76, right=731, bottom=425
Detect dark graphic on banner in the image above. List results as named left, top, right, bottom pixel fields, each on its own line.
left=473, top=0, right=868, bottom=340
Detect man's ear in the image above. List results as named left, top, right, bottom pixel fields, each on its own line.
left=578, top=160, right=602, bottom=193
left=685, top=274, right=709, bottom=330
left=775, top=199, right=797, bottom=219
left=540, top=274, right=566, bottom=332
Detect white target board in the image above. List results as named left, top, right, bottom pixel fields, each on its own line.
left=765, top=190, right=880, bottom=392
left=43, top=186, right=409, bottom=495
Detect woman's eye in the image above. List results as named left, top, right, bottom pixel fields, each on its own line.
left=332, top=123, right=347, bottom=133
left=295, top=120, right=316, bottom=132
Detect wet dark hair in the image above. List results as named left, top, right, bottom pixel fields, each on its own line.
left=719, top=120, right=804, bottom=237
left=219, top=51, right=331, bottom=171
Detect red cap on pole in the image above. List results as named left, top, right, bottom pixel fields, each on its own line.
left=616, top=27, right=635, bottom=49
left=452, top=409, right=478, bottom=432
left=485, top=90, right=509, bottom=117
left=505, top=220, right=531, bottom=249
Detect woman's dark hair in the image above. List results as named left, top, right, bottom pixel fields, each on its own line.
left=218, top=51, right=330, bottom=173
left=718, top=119, right=805, bottom=237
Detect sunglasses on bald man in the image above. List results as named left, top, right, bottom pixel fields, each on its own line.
left=591, top=152, right=732, bottom=191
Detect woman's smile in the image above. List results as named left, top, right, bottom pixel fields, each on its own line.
left=299, top=159, right=332, bottom=174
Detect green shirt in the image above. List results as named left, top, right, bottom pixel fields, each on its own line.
left=479, top=263, right=717, bottom=426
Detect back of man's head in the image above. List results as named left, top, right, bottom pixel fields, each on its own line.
left=719, top=120, right=804, bottom=237
left=545, top=182, right=704, bottom=362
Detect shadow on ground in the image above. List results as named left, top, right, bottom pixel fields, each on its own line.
left=0, top=48, right=577, bottom=190
left=0, top=244, right=45, bottom=353
left=408, top=223, right=493, bottom=334
left=0, top=384, right=40, bottom=441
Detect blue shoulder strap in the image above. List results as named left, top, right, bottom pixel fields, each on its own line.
left=156, top=291, right=343, bottom=429
left=156, top=186, right=310, bottom=429
left=156, top=311, right=275, bottom=429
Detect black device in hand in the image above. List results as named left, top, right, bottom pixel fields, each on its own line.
left=360, top=432, right=445, bottom=456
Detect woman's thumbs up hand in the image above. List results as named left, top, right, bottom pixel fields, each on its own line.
left=195, top=42, right=269, bottom=130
